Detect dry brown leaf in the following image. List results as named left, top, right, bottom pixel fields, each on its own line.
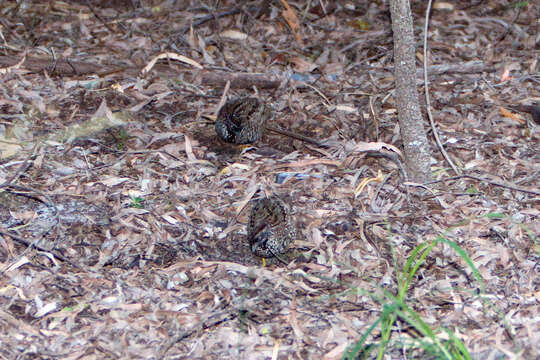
left=0, top=140, right=23, bottom=160
left=348, top=141, right=403, bottom=157
left=184, top=133, right=197, bottom=161
left=99, top=176, right=130, bottom=187
left=499, top=107, right=526, bottom=124
left=288, top=300, right=305, bottom=340
left=1, top=3, right=538, bottom=359
left=220, top=29, right=248, bottom=40
left=433, top=2, right=454, bottom=10
left=4, top=257, right=30, bottom=272
left=279, top=0, right=303, bottom=45
left=0, top=51, right=26, bottom=74
left=141, top=52, right=203, bottom=74
left=323, top=342, right=349, bottom=360
left=281, top=159, right=341, bottom=168
left=289, top=56, right=318, bottom=73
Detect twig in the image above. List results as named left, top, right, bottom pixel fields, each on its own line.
left=371, top=172, right=394, bottom=210
left=85, top=0, right=118, bottom=34
left=6, top=184, right=57, bottom=213
left=338, top=30, right=392, bottom=53
left=403, top=181, right=450, bottom=208
left=267, top=248, right=290, bottom=266
left=462, top=175, right=540, bottom=196
left=178, top=6, right=245, bottom=34
left=0, top=185, right=80, bottom=271
left=506, top=104, right=540, bottom=125
left=158, top=311, right=237, bottom=359
left=423, top=0, right=461, bottom=176
left=48, top=47, right=58, bottom=75
left=357, top=219, right=380, bottom=255
left=217, top=80, right=231, bottom=117
left=266, top=126, right=324, bottom=147
left=303, top=83, right=331, bottom=106
left=0, top=55, right=104, bottom=76
left=368, top=96, right=379, bottom=140
left=0, top=143, right=38, bottom=189
left=0, top=229, right=82, bottom=271
left=422, top=175, right=540, bottom=196
left=0, top=144, right=75, bottom=270
left=364, top=150, right=408, bottom=183
left=415, top=61, right=496, bottom=76
left=364, top=150, right=411, bottom=205
left=202, top=71, right=280, bottom=89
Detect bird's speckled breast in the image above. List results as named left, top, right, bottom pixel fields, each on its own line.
left=248, top=196, right=295, bottom=258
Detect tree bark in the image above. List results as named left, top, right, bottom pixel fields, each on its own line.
left=389, top=0, right=432, bottom=183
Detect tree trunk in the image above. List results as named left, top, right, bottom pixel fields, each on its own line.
left=389, top=0, right=432, bottom=183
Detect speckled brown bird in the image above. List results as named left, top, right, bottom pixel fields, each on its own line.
left=215, top=97, right=270, bottom=144
left=215, top=97, right=323, bottom=146
left=247, top=195, right=296, bottom=259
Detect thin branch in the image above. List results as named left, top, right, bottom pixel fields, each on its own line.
left=0, top=229, right=82, bottom=270
left=85, top=0, right=118, bottom=34
left=158, top=311, right=237, bottom=359
left=423, top=0, right=461, bottom=175
left=415, top=60, right=496, bottom=76
left=178, top=6, right=245, bottom=35
left=421, top=175, right=540, bottom=196
left=461, top=175, right=540, bottom=196
left=0, top=185, right=75, bottom=272
left=266, top=126, right=324, bottom=147
left=0, top=143, right=38, bottom=189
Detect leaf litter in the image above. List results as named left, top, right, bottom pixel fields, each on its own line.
left=0, top=0, right=538, bottom=359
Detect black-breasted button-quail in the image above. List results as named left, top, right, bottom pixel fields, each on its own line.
left=247, top=195, right=296, bottom=259
left=215, top=97, right=323, bottom=146
left=215, top=97, right=270, bottom=144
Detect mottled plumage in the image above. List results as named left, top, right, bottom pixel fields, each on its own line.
left=248, top=195, right=296, bottom=259
left=215, top=97, right=271, bottom=144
